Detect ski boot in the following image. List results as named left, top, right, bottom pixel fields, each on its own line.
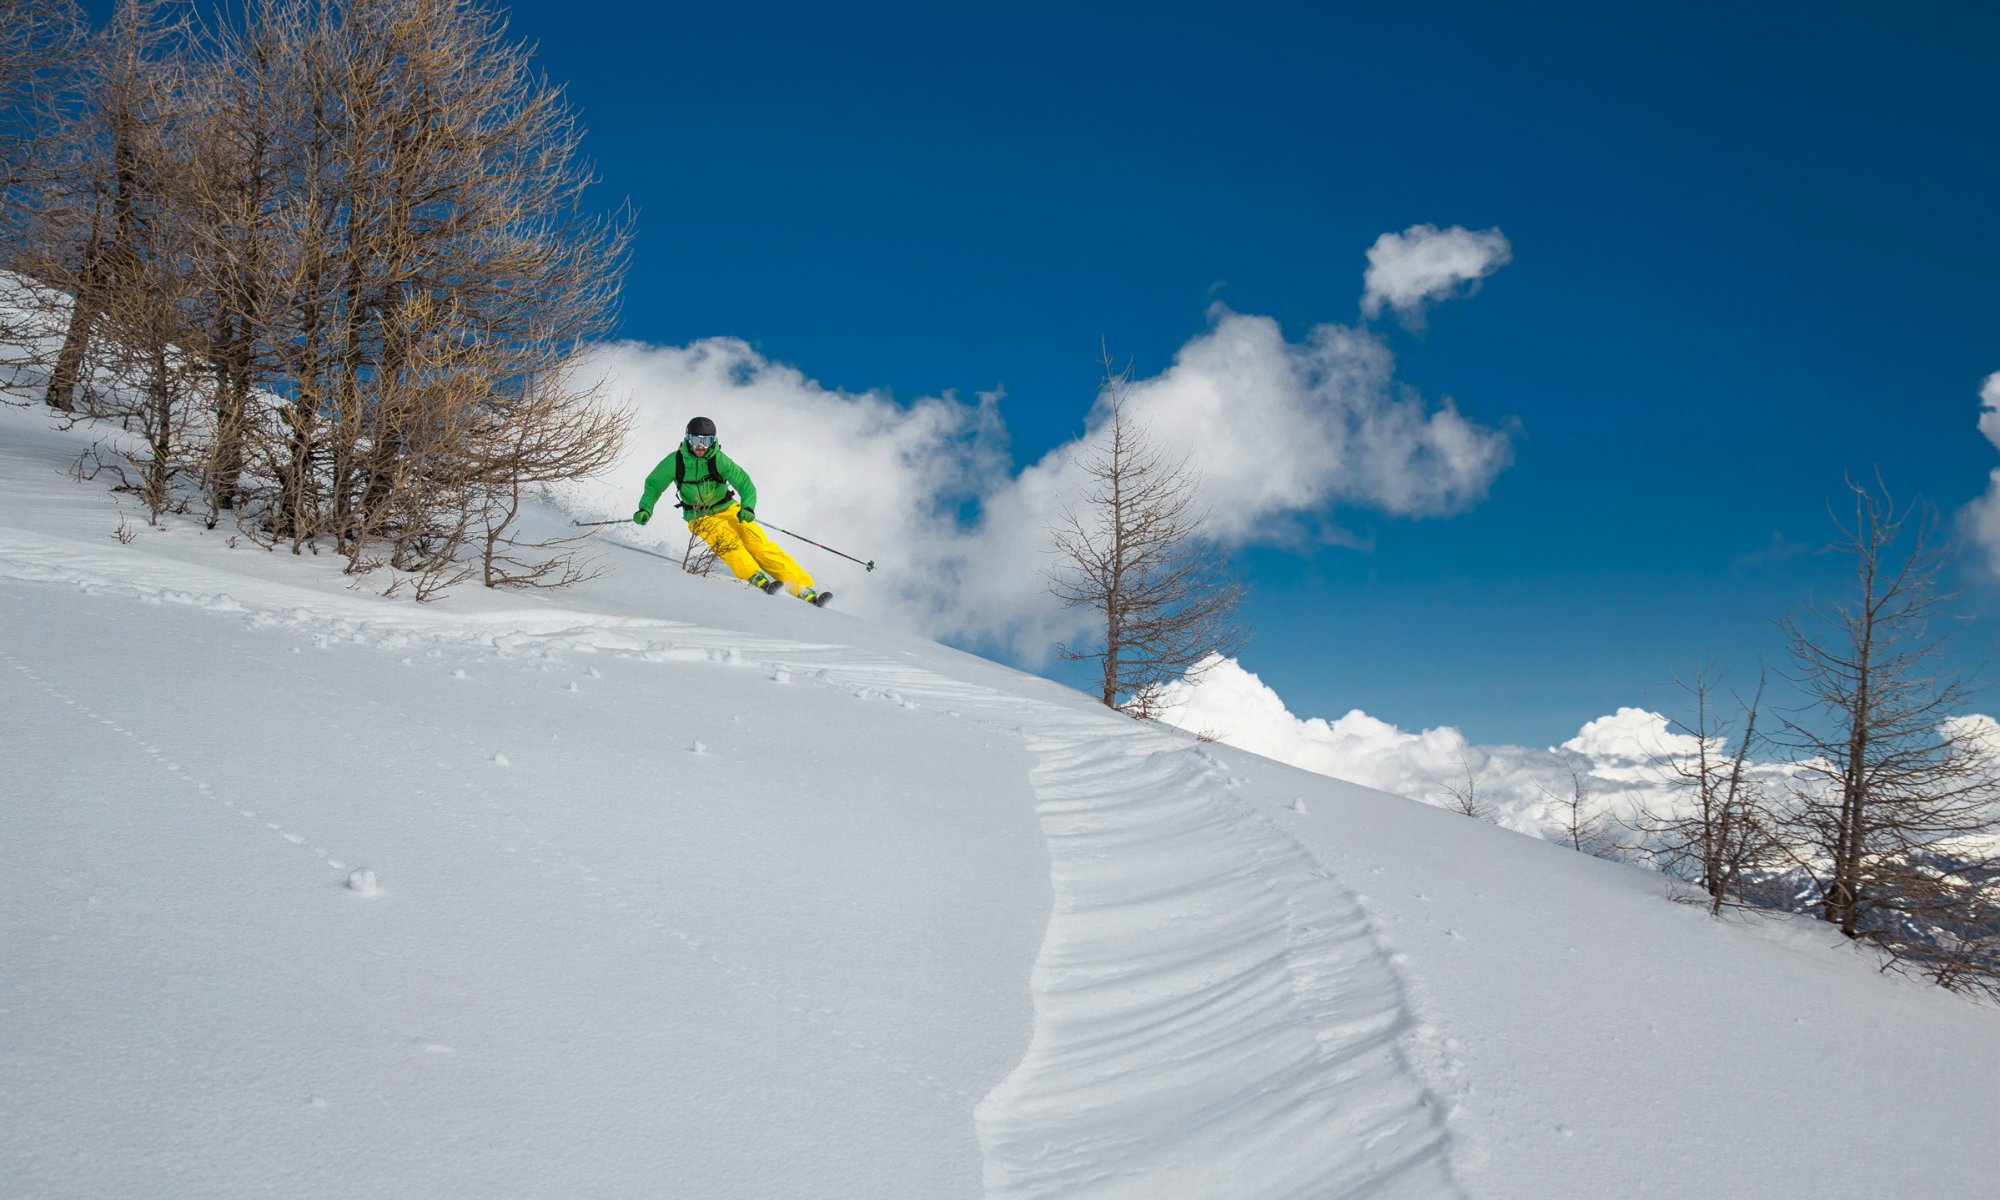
left=749, top=570, right=783, bottom=595
left=798, top=586, right=832, bottom=608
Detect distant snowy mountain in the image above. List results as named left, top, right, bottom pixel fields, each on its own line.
left=3, top=399, right=1996, bottom=1199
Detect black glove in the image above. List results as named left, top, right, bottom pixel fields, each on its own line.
left=632, top=507, right=651, bottom=526
left=737, top=506, right=756, bottom=525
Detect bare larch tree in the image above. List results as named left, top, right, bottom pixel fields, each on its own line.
left=1778, top=475, right=2000, bottom=993
left=1543, top=750, right=1617, bottom=858
left=1638, top=668, right=1784, bottom=914
left=1436, top=754, right=1491, bottom=821
left=29, top=0, right=190, bottom=419
left=1047, top=349, right=1245, bottom=718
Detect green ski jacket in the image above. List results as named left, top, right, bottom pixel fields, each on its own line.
left=639, top=443, right=758, bottom=520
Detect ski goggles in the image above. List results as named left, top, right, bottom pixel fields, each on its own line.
left=686, top=434, right=715, bottom=451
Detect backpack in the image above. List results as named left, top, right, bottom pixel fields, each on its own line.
left=673, top=448, right=735, bottom=512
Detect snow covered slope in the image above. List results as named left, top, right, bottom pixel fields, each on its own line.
left=2, top=401, right=1995, bottom=1199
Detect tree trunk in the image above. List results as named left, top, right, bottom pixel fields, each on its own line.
left=42, top=283, right=99, bottom=410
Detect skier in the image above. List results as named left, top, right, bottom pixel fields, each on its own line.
left=633, top=417, right=830, bottom=606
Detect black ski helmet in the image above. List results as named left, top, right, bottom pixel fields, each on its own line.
left=686, top=416, right=717, bottom=438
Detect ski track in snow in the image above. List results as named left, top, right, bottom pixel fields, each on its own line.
left=0, top=524, right=1465, bottom=1195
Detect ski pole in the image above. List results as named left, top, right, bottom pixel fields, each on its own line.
left=571, top=517, right=633, bottom=527
left=763, top=522, right=876, bottom=572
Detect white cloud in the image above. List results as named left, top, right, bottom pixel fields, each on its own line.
left=1560, top=707, right=1701, bottom=777
left=1147, top=653, right=1483, bottom=801
left=1149, top=655, right=1694, bottom=837
left=1942, top=713, right=2000, bottom=773
left=1118, top=309, right=1517, bottom=532
left=1979, top=372, right=2000, bottom=450
left=1960, top=371, right=2000, bottom=575
left=548, top=235, right=1517, bottom=663
left=1155, top=656, right=2000, bottom=853
left=1360, top=224, right=1513, bottom=322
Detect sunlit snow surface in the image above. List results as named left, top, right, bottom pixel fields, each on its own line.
left=2, top=401, right=1996, bottom=1198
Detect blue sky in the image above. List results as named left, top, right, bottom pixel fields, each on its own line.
left=492, top=0, right=2000, bottom=745
left=62, top=0, right=1974, bottom=746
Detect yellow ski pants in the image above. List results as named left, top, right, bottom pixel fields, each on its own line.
left=688, top=504, right=815, bottom=596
